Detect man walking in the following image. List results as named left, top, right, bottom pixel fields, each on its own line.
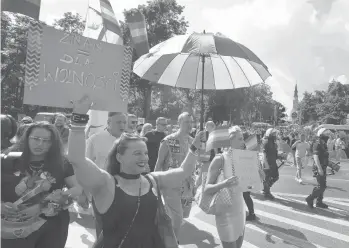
left=306, top=129, right=329, bottom=209
left=292, top=133, right=310, bottom=184
left=155, top=112, right=194, bottom=240
left=144, top=117, right=167, bottom=172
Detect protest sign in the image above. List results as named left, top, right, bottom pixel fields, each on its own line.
left=224, top=149, right=262, bottom=192
left=24, top=23, right=132, bottom=112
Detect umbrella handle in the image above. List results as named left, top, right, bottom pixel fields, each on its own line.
left=200, top=54, right=206, bottom=131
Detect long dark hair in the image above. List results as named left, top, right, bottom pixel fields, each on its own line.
left=8, top=122, right=65, bottom=178
left=106, top=133, right=147, bottom=176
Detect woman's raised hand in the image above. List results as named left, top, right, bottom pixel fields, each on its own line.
left=71, top=95, right=93, bottom=115
left=223, top=176, right=239, bottom=188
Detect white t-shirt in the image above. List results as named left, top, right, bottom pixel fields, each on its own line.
left=295, top=142, right=310, bottom=158
left=86, top=130, right=117, bottom=170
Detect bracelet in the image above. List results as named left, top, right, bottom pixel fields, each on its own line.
left=71, top=113, right=89, bottom=124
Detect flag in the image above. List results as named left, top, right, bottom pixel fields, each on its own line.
left=2, top=0, right=41, bottom=19
left=84, top=1, right=104, bottom=40
left=245, top=134, right=258, bottom=151
left=98, top=0, right=123, bottom=44
left=126, top=10, right=149, bottom=58
left=84, top=0, right=123, bottom=45
left=206, top=128, right=230, bottom=152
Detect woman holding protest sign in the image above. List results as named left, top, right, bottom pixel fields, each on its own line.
left=67, top=95, right=205, bottom=248
left=204, top=126, right=246, bottom=248
left=1, top=122, right=83, bottom=248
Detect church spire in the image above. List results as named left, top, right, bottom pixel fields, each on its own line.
left=294, top=84, right=298, bottom=98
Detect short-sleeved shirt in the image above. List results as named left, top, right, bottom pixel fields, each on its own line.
left=312, top=142, right=329, bottom=167
left=86, top=130, right=117, bottom=170
left=295, top=142, right=310, bottom=158
left=1, top=156, right=74, bottom=203
left=144, top=130, right=166, bottom=172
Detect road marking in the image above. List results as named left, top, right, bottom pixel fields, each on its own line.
left=255, top=209, right=349, bottom=242
left=272, top=192, right=349, bottom=208
left=253, top=198, right=349, bottom=228
left=274, top=194, right=349, bottom=217
left=246, top=224, right=326, bottom=248
left=279, top=174, right=349, bottom=182
left=184, top=215, right=259, bottom=248
left=66, top=222, right=95, bottom=248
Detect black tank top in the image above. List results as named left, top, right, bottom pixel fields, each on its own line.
left=94, top=175, right=164, bottom=248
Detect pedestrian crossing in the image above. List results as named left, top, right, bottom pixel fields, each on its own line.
left=66, top=193, right=349, bottom=248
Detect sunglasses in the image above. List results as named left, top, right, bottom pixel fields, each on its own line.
left=131, top=121, right=138, bottom=124
left=29, top=136, right=51, bottom=144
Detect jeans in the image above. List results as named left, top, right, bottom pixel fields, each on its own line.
left=262, top=166, right=279, bottom=194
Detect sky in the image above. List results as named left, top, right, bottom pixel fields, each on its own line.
left=39, top=0, right=349, bottom=113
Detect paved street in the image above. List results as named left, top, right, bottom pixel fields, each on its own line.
left=66, top=160, right=349, bottom=248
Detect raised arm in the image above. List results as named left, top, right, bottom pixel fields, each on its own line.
left=152, top=131, right=204, bottom=189
left=67, top=96, right=110, bottom=195
left=154, top=141, right=169, bottom=172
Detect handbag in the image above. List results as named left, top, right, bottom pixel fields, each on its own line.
left=196, top=154, right=234, bottom=215
left=147, top=174, right=179, bottom=248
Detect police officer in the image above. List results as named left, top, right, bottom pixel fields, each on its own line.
left=305, top=128, right=329, bottom=209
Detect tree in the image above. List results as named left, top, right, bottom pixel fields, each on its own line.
left=276, top=106, right=287, bottom=125
left=316, top=81, right=349, bottom=124
left=122, top=0, right=189, bottom=119
left=52, top=12, right=85, bottom=34
left=1, top=13, right=33, bottom=116
left=298, top=80, right=349, bottom=125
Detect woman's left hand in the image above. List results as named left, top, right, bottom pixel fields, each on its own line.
left=192, top=131, right=206, bottom=149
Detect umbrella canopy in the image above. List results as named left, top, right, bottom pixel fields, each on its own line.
left=133, top=32, right=271, bottom=90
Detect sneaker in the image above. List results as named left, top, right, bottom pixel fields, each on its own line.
left=298, top=178, right=303, bottom=184
left=316, top=202, right=329, bottom=209
left=306, top=196, right=314, bottom=208
left=295, top=177, right=299, bottom=182
left=246, top=213, right=256, bottom=221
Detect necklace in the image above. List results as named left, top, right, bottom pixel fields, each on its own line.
left=119, top=172, right=141, bottom=180
left=28, top=161, right=44, bottom=173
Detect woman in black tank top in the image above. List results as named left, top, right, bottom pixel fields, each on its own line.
left=67, top=97, right=205, bottom=248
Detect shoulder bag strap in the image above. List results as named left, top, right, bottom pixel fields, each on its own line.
left=117, top=180, right=142, bottom=248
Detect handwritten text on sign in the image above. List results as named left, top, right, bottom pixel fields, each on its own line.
left=24, top=24, right=131, bottom=112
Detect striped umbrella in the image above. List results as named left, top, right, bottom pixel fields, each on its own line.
left=133, top=31, right=272, bottom=128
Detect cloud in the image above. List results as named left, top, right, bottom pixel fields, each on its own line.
left=201, top=0, right=349, bottom=111
left=336, top=75, right=348, bottom=84
left=308, top=0, right=337, bottom=21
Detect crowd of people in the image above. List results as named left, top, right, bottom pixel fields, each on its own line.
left=1, top=103, right=347, bottom=248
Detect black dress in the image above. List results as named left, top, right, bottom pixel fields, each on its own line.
left=94, top=176, right=164, bottom=248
